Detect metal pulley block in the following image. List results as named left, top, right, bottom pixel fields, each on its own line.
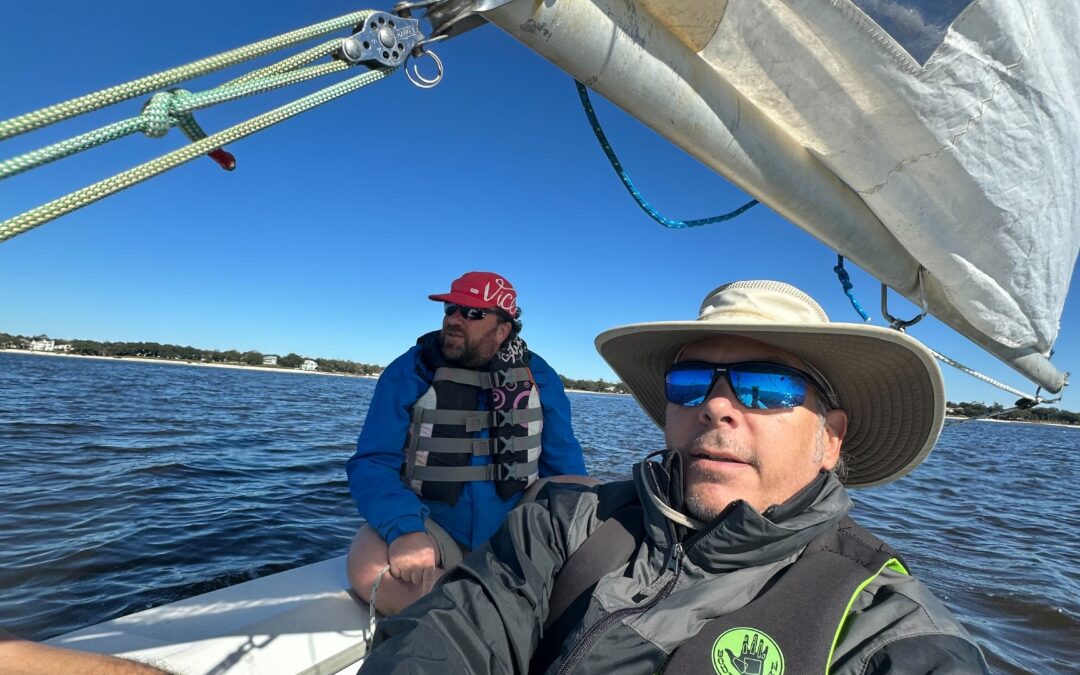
left=339, top=12, right=423, bottom=68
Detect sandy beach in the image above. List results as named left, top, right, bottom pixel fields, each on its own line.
left=1, top=349, right=379, bottom=380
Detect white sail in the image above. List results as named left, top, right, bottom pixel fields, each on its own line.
left=478, top=0, right=1079, bottom=392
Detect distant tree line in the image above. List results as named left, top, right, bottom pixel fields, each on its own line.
left=560, top=376, right=628, bottom=394
left=0, top=332, right=382, bottom=376
left=947, top=400, right=1079, bottom=425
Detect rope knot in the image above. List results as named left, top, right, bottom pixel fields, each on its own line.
left=141, top=89, right=191, bottom=138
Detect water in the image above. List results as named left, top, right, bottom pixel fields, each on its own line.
left=1, top=352, right=1077, bottom=672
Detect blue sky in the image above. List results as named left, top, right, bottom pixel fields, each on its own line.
left=2, top=1, right=1077, bottom=408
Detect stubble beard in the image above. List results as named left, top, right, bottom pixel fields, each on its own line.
left=679, top=419, right=829, bottom=521
left=677, top=431, right=758, bottom=522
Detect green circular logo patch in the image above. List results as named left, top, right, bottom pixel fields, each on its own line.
left=711, top=627, right=784, bottom=675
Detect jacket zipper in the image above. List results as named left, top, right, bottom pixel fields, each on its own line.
left=552, top=542, right=684, bottom=675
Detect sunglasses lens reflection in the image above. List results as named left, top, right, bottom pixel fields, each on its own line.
left=728, top=366, right=807, bottom=409
left=665, top=369, right=714, bottom=406
left=664, top=363, right=810, bottom=410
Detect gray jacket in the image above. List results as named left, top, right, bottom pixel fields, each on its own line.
left=363, top=457, right=988, bottom=674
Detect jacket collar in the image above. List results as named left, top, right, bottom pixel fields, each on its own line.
left=634, top=453, right=852, bottom=573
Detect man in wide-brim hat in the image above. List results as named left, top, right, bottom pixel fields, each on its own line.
left=361, top=280, right=990, bottom=675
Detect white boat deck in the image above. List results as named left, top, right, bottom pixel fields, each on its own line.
left=47, top=556, right=371, bottom=675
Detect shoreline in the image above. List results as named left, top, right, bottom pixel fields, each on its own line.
left=4, top=352, right=1068, bottom=419
left=4, top=349, right=629, bottom=395
left=0, top=349, right=379, bottom=379
left=565, top=388, right=627, bottom=397
left=945, top=414, right=1078, bottom=429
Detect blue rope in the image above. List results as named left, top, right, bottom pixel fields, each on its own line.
left=575, top=80, right=758, bottom=229
left=833, top=255, right=871, bottom=322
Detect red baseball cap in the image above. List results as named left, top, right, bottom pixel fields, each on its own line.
left=429, top=271, right=518, bottom=315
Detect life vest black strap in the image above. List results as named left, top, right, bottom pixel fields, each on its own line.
left=531, top=498, right=645, bottom=675
left=546, top=504, right=645, bottom=630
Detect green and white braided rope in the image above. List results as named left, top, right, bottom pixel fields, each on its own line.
left=0, top=60, right=353, bottom=180
left=0, top=66, right=394, bottom=244
left=223, top=39, right=342, bottom=87
left=0, top=10, right=374, bottom=141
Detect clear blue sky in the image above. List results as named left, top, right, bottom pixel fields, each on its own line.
left=2, top=1, right=1077, bottom=408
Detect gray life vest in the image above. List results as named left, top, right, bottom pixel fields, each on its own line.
left=401, top=332, right=544, bottom=506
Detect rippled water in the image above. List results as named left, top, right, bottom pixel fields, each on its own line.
left=1, top=352, right=1077, bottom=672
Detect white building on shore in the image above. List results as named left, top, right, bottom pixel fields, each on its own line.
left=263, top=355, right=278, bottom=366
left=300, top=359, right=318, bottom=371
left=28, top=339, right=73, bottom=353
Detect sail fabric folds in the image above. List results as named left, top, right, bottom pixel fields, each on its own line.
left=689, top=0, right=1079, bottom=354
left=487, top=0, right=1079, bottom=383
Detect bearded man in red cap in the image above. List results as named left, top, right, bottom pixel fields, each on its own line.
left=345, top=271, right=591, bottom=615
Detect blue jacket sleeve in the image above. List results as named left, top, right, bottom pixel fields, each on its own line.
left=530, top=353, right=588, bottom=477
left=345, top=347, right=430, bottom=545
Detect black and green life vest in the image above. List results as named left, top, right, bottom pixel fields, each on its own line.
left=401, top=331, right=543, bottom=506
left=540, top=503, right=906, bottom=675
left=660, top=517, right=906, bottom=675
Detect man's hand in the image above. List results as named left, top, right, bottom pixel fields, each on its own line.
left=387, top=531, right=440, bottom=588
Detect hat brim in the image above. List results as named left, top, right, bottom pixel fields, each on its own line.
left=428, top=292, right=496, bottom=309
left=595, top=321, right=945, bottom=487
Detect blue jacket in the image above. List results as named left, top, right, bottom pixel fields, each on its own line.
left=346, top=344, right=587, bottom=550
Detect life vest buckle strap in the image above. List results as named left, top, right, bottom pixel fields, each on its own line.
left=492, top=369, right=513, bottom=388
left=485, top=462, right=535, bottom=481
left=465, top=414, right=485, bottom=432
left=490, top=435, right=541, bottom=455
left=504, top=460, right=539, bottom=481
left=492, top=436, right=512, bottom=455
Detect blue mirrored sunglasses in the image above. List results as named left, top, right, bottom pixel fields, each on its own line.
left=443, top=303, right=499, bottom=321
left=664, top=361, right=834, bottom=410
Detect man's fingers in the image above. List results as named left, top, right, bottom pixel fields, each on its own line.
left=421, top=566, right=438, bottom=594
left=387, top=535, right=438, bottom=586
left=394, top=562, right=435, bottom=586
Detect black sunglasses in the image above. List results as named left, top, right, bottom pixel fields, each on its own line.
left=443, top=303, right=501, bottom=321
left=665, top=360, right=836, bottom=410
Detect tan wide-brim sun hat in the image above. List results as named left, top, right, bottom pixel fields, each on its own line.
left=595, top=280, right=946, bottom=487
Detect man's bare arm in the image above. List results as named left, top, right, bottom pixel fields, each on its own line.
left=0, top=629, right=171, bottom=675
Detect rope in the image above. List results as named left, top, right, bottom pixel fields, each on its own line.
left=928, top=346, right=1065, bottom=426
left=0, top=66, right=394, bottom=244
left=1, top=60, right=351, bottom=179
left=832, top=255, right=871, bottom=322
left=839, top=263, right=1062, bottom=411
left=0, top=11, right=375, bottom=140
left=223, top=39, right=342, bottom=86
left=929, top=348, right=1046, bottom=402
left=366, top=564, right=391, bottom=650
left=575, top=80, right=758, bottom=228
